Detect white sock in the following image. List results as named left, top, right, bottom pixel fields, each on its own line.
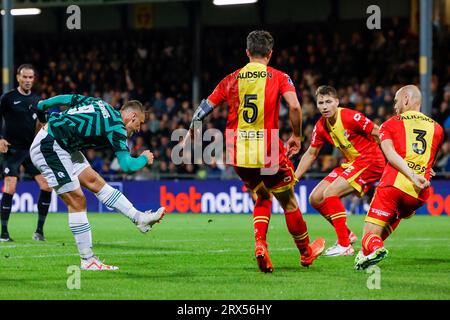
left=68, top=212, right=94, bottom=259
left=95, top=184, right=140, bottom=223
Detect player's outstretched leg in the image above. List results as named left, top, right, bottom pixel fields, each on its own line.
left=94, top=183, right=165, bottom=233
left=253, top=196, right=273, bottom=273
left=136, top=207, right=166, bottom=233
left=79, top=169, right=166, bottom=234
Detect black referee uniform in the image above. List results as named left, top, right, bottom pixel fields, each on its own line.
left=0, top=89, right=52, bottom=241
left=0, top=89, right=41, bottom=177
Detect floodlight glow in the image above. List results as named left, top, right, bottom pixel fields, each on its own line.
left=1, top=8, right=41, bottom=16
left=213, top=0, right=258, bottom=5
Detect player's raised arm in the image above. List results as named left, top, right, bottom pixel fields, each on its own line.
left=185, top=75, right=228, bottom=142
left=295, top=145, right=321, bottom=181
left=190, top=99, right=216, bottom=131
left=182, top=98, right=217, bottom=146
left=381, top=139, right=429, bottom=190
left=37, top=94, right=75, bottom=112
left=283, top=91, right=302, bottom=158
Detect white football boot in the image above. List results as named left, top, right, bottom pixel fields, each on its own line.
left=135, top=206, right=166, bottom=233
left=80, top=256, right=119, bottom=271
left=324, top=243, right=355, bottom=256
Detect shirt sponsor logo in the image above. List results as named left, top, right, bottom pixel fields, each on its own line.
left=400, top=114, right=434, bottom=123
left=238, top=130, right=264, bottom=140
left=407, top=160, right=426, bottom=174
left=236, top=71, right=272, bottom=80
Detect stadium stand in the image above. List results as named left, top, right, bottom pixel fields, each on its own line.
left=10, top=19, right=450, bottom=180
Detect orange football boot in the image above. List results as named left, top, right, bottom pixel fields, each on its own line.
left=300, top=237, right=326, bottom=267
left=255, top=240, right=273, bottom=273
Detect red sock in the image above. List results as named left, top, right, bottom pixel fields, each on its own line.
left=382, top=219, right=400, bottom=240
left=362, top=232, right=384, bottom=255
left=322, top=196, right=350, bottom=247
left=312, top=201, right=333, bottom=226
left=284, top=207, right=309, bottom=254
left=253, top=198, right=272, bottom=243
left=313, top=200, right=353, bottom=236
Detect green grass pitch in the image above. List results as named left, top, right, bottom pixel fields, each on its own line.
left=1, top=213, right=449, bottom=300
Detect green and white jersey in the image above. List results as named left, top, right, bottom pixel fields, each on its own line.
left=44, top=95, right=129, bottom=154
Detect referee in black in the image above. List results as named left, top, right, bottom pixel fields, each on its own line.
left=0, top=64, right=53, bottom=242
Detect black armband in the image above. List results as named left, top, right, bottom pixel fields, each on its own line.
left=190, top=99, right=214, bottom=129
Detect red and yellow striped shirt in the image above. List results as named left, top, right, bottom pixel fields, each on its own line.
left=208, top=62, right=296, bottom=168
left=310, top=107, right=383, bottom=168
left=378, top=111, right=444, bottom=200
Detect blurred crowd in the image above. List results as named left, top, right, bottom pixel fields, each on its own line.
left=12, top=19, right=450, bottom=180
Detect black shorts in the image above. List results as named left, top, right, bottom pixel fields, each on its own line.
left=1, top=147, right=40, bottom=178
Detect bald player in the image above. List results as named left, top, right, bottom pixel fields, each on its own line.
left=354, top=85, right=444, bottom=270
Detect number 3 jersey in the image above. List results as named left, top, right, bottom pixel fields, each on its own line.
left=378, top=110, right=444, bottom=200
left=43, top=94, right=129, bottom=154
left=208, top=62, right=296, bottom=168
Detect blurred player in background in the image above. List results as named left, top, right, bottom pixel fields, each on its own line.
left=0, top=64, right=53, bottom=242
left=31, top=94, right=165, bottom=270
left=186, top=30, right=325, bottom=272
left=354, top=85, right=444, bottom=270
left=295, top=86, right=385, bottom=256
